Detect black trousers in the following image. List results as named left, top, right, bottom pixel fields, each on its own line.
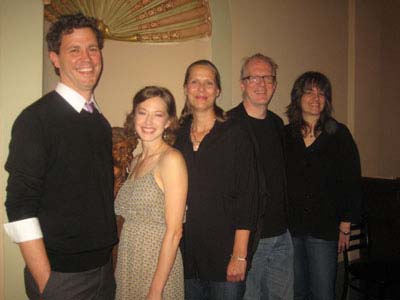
left=24, top=260, right=115, bottom=300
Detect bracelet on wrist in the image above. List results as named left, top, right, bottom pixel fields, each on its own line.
left=231, top=254, right=247, bottom=261
left=339, top=229, right=350, bottom=235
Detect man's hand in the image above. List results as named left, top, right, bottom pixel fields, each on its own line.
left=19, top=239, right=51, bottom=293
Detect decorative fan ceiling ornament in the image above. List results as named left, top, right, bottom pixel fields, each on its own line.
left=44, top=0, right=212, bottom=42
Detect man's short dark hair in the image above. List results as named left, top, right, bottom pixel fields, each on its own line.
left=46, top=13, right=103, bottom=54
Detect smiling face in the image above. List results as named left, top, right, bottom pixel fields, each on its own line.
left=240, top=58, right=277, bottom=109
left=184, top=64, right=220, bottom=114
left=49, top=27, right=102, bottom=100
left=300, top=86, right=326, bottom=119
left=134, top=97, right=171, bottom=143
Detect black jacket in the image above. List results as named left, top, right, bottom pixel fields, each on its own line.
left=174, top=117, right=258, bottom=281
left=285, top=120, right=362, bottom=240
left=228, top=103, right=289, bottom=252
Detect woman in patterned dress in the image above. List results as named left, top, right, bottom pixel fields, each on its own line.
left=114, top=86, right=188, bottom=300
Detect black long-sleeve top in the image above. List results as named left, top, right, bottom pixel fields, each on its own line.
left=5, top=91, right=118, bottom=272
left=285, top=119, right=362, bottom=241
left=174, top=118, right=257, bottom=281
left=229, top=104, right=289, bottom=239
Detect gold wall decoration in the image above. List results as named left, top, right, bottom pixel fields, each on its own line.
left=44, top=0, right=212, bottom=42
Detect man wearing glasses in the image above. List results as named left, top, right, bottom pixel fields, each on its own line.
left=229, top=53, right=294, bottom=299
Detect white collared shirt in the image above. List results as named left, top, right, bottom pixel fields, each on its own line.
left=55, top=82, right=101, bottom=113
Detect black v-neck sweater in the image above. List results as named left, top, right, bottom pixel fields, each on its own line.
left=5, top=91, right=118, bottom=272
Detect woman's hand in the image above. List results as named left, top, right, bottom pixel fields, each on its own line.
left=227, top=229, right=250, bottom=282
left=226, top=256, right=247, bottom=282
left=338, top=221, right=351, bottom=253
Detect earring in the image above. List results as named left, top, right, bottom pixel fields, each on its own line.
left=163, top=130, right=168, bottom=140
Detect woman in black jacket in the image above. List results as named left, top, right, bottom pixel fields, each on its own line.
left=285, top=71, right=362, bottom=300
left=174, top=60, right=257, bottom=299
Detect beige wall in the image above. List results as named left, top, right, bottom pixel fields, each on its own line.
left=354, top=0, right=400, bottom=178
left=0, top=1, right=44, bottom=299
left=354, top=0, right=382, bottom=177
left=210, top=0, right=233, bottom=110
left=230, top=0, right=349, bottom=122
left=377, top=0, right=400, bottom=178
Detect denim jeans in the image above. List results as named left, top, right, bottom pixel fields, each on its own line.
left=243, top=230, right=294, bottom=300
left=292, top=236, right=338, bottom=300
left=185, top=278, right=245, bottom=300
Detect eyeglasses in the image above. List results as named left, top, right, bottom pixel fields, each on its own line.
left=242, top=75, right=276, bottom=84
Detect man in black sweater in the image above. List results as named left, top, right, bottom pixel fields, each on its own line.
left=3, top=14, right=117, bottom=300
left=229, top=53, right=293, bottom=299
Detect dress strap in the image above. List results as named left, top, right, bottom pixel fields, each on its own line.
left=128, top=146, right=172, bottom=180
left=149, top=147, right=173, bottom=174
left=127, top=155, right=140, bottom=180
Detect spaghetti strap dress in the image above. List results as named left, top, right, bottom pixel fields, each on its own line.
left=114, top=169, right=184, bottom=299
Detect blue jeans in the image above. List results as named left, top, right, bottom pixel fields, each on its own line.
left=185, top=278, right=245, bottom=300
left=243, top=230, right=294, bottom=300
left=292, top=236, right=338, bottom=300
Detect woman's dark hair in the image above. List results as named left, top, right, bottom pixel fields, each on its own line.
left=180, top=59, right=226, bottom=124
left=124, top=86, right=178, bottom=145
left=286, top=71, right=333, bottom=135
